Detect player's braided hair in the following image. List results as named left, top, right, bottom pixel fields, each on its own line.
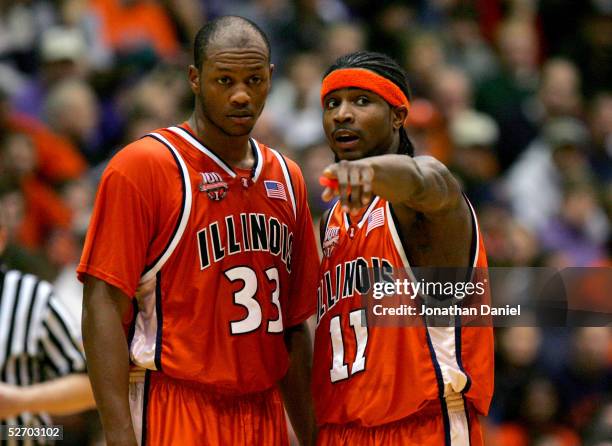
left=325, top=51, right=415, bottom=156
left=193, top=16, right=271, bottom=70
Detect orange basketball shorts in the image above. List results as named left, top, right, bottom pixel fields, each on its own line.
left=129, top=371, right=289, bottom=446
left=317, top=400, right=483, bottom=446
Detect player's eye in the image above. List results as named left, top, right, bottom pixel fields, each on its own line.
left=217, top=77, right=232, bottom=85
left=356, top=96, right=370, bottom=106
left=325, top=98, right=339, bottom=109
left=249, top=76, right=262, bottom=85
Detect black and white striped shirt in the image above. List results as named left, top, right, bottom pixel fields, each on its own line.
left=0, top=267, right=86, bottom=445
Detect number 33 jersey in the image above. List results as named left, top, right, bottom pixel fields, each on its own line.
left=78, top=123, right=319, bottom=394
left=312, top=197, right=494, bottom=427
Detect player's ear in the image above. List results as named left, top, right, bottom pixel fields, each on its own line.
left=392, top=105, right=408, bottom=130
left=269, top=63, right=275, bottom=77
left=188, top=65, right=200, bottom=95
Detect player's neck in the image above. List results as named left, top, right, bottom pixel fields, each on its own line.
left=188, top=113, right=254, bottom=169
left=366, top=131, right=401, bottom=158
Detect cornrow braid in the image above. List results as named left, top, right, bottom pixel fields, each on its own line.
left=325, top=51, right=415, bottom=156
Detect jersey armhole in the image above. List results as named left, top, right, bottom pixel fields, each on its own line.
left=139, top=132, right=193, bottom=283
left=319, top=209, right=331, bottom=248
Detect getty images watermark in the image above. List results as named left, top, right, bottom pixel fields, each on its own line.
left=315, top=267, right=612, bottom=327
left=370, top=277, right=520, bottom=317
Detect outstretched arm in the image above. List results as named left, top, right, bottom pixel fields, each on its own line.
left=0, top=374, right=95, bottom=418
left=279, top=321, right=316, bottom=446
left=82, top=275, right=137, bottom=446
left=321, top=155, right=463, bottom=215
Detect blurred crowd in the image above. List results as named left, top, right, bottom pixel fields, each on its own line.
left=0, top=0, right=610, bottom=445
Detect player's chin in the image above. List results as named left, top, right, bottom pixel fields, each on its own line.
left=333, top=147, right=366, bottom=161
left=223, top=124, right=255, bottom=137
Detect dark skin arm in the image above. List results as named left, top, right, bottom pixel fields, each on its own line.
left=82, top=276, right=137, bottom=446
left=322, top=155, right=472, bottom=267
left=279, top=321, right=316, bottom=446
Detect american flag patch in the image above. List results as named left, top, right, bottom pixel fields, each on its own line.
left=264, top=180, right=287, bottom=200
left=366, top=207, right=385, bottom=236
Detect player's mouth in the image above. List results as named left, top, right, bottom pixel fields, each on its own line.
left=227, top=112, right=254, bottom=125
left=332, top=128, right=361, bottom=150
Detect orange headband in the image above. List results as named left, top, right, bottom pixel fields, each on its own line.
left=320, top=68, right=410, bottom=110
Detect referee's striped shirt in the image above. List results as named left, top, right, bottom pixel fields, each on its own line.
left=0, top=267, right=86, bottom=445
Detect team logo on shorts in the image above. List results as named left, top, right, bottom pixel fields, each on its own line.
left=322, top=226, right=340, bottom=258
left=199, top=172, right=228, bottom=201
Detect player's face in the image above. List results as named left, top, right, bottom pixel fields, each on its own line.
left=322, top=88, right=397, bottom=161
left=191, top=42, right=273, bottom=137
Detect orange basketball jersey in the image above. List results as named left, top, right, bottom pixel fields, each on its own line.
left=78, top=123, right=319, bottom=394
left=312, top=196, right=494, bottom=431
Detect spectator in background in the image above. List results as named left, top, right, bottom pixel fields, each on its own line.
left=0, top=0, right=57, bottom=94
left=228, top=0, right=296, bottom=69
left=504, top=117, right=592, bottom=233
left=432, top=66, right=474, bottom=122
left=404, top=32, right=446, bottom=97
left=58, top=0, right=114, bottom=70
left=266, top=52, right=325, bottom=150
left=445, top=5, right=498, bottom=84
left=476, top=19, right=540, bottom=119
left=43, top=79, right=102, bottom=164
left=368, top=2, right=415, bottom=65
left=322, top=22, right=366, bottom=66
left=539, top=183, right=609, bottom=266
left=89, top=0, right=180, bottom=72
left=0, top=87, right=87, bottom=186
left=554, top=328, right=612, bottom=436
left=491, top=327, right=543, bottom=423
left=449, top=110, right=500, bottom=205
left=476, top=19, right=540, bottom=170
left=537, top=59, right=583, bottom=121
left=0, top=132, right=73, bottom=256
left=427, top=65, right=473, bottom=163
left=289, top=0, right=349, bottom=52
left=489, top=328, right=581, bottom=446
left=0, top=181, right=55, bottom=279
left=478, top=204, right=540, bottom=267
left=118, top=68, right=187, bottom=135
left=12, top=27, right=89, bottom=119
left=403, top=98, right=446, bottom=158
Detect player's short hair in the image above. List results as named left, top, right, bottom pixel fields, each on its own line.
left=193, top=16, right=271, bottom=70
left=325, top=51, right=415, bottom=156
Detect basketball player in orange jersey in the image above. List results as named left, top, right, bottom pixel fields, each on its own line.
left=78, top=16, right=318, bottom=446
left=312, top=51, right=494, bottom=445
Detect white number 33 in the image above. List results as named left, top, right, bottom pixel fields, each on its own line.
left=224, top=266, right=283, bottom=334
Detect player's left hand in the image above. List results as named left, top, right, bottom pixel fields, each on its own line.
left=321, top=160, right=375, bottom=215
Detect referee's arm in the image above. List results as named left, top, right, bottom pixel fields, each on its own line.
left=82, top=275, right=137, bottom=446
left=0, top=288, right=96, bottom=418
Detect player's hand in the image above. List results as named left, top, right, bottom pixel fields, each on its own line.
left=321, top=160, right=375, bottom=215
left=0, top=382, right=26, bottom=418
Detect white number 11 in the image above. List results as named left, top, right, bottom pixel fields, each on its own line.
left=329, top=309, right=368, bottom=383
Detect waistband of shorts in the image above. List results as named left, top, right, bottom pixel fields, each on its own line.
left=144, top=369, right=279, bottom=401
left=320, top=395, right=473, bottom=430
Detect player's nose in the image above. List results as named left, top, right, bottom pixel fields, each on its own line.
left=333, top=102, right=354, bottom=124
left=230, top=86, right=251, bottom=107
